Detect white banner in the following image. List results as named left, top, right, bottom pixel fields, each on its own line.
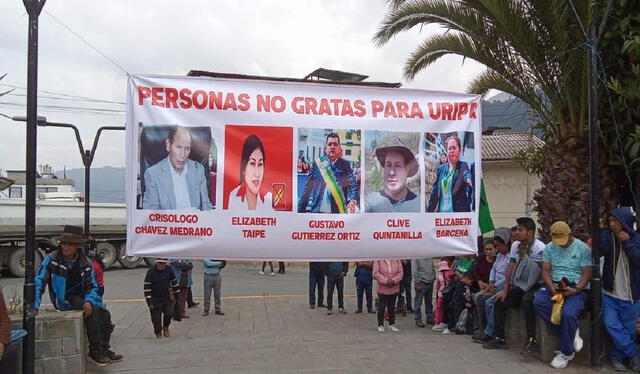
left=126, top=74, right=482, bottom=260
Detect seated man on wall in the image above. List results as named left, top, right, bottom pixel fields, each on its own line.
left=533, top=221, right=592, bottom=369
left=143, top=125, right=213, bottom=211
left=599, top=207, right=640, bottom=371
left=34, top=226, right=123, bottom=366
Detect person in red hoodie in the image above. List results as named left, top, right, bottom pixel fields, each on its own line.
left=373, top=259, right=404, bottom=332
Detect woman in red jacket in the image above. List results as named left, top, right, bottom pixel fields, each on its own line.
left=373, top=260, right=404, bottom=332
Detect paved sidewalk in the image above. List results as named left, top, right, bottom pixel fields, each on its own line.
left=89, top=296, right=610, bottom=374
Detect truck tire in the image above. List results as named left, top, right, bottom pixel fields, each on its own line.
left=143, top=257, right=156, bottom=267
left=118, top=255, right=143, bottom=269
left=95, top=242, right=117, bottom=269
left=8, top=247, right=43, bottom=278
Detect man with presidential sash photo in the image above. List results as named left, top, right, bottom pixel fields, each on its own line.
left=298, top=132, right=360, bottom=214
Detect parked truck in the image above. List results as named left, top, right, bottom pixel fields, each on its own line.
left=0, top=192, right=149, bottom=277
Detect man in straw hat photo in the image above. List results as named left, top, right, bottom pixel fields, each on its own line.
left=34, top=225, right=123, bottom=366
left=365, top=137, right=420, bottom=213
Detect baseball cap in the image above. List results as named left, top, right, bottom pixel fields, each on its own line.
left=155, top=258, right=169, bottom=263
left=551, top=221, right=571, bottom=246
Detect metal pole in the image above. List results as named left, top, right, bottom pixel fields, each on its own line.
left=588, top=24, right=604, bottom=368
left=83, top=150, right=90, bottom=236
left=22, top=1, right=46, bottom=373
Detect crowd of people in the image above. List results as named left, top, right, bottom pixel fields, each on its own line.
left=308, top=211, right=640, bottom=370
left=24, top=206, right=640, bottom=370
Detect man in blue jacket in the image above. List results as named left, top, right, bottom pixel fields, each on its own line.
left=600, top=206, right=640, bottom=371
left=298, top=133, right=359, bottom=214
left=34, top=226, right=122, bottom=366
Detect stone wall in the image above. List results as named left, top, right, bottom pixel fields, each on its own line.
left=11, top=310, right=86, bottom=374
left=505, top=307, right=591, bottom=364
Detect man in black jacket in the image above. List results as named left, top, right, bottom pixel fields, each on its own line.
left=323, top=262, right=349, bottom=315
left=144, top=258, right=180, bottom=338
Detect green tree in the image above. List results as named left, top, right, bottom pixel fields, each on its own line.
left=375, top=0, right=618, bottom=240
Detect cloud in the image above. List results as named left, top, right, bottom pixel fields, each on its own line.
left=0, top=0, right=484, bottom=172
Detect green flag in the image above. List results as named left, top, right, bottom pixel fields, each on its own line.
left=479, top=178, right=495, bottom=234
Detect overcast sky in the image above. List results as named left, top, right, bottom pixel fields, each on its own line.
left=0, top=0, right=485, bottom=172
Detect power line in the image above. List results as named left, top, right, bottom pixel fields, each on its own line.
left=43, top=10, right=130, bottom=75
left=0, top=83, right=125, bottom=104
left=4, top=92, right=125, bottom=105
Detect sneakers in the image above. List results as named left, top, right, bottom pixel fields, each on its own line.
left=355, top=309, right=362, bottom=314
left=258, top=271, right=264, bottom=275
left=550, top=351, right=575, bottom=369
left=471, top=333, right=491, bottom=343
left=573, top=328, right=583, bottom=353
left=377, top=325, right=385, bottom=332
left=426, top=317, right=435, bottom=325
left=202, top=310, right=210, bottom=317
left=415, top=321, right=426, bottom=328
left=367, top=309, right=375, bottom=314
left=432, top=322, right=447, bottom=332
left=521, top=337, right=537, bottom=356
left=483, top=337, right=508, bottom=349
left=155, top=333, right=162, bottom=339
left=270, top=272, right=276, bottom=276
left=630, top=352, right=640, bottom=371
left=442, top=328, right=452, bottom=334
left=310, top=305, right=316, bottom=310
left=88, top=350, right=111, bottom=366
left=215, top=311, right=225, bottom=315
left=390, top=325, right=400, bottom=332
left=338, top=308, right=347, bottom=314
left=327, top=309, right=333, bottom=315
left=317, top=304, right=327, bottom=308
left=188, top=302, right=199, bottom=308
left=610, top=356, right=626, bottom=371
left=162, top=326, right=170, bottom=337
left=106, top=349, right=123, bottom=362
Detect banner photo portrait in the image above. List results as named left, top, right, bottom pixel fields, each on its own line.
left=126, top=74, right=482, bottom=260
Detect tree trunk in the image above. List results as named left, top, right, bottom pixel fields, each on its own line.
left=533, top=127, right=617, bottom=242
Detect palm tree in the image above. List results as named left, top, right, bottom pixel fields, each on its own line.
left=374, top=0, right=616, bottom=240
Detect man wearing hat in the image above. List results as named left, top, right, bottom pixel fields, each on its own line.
left=365, top=138, right=420, bottom=212
left=143, top=258, right=180, bottom=338
left=533, top=221, right=592, bottom=369
left=34, top=226, right=122, bottom=366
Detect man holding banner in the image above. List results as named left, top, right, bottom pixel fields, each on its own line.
left=298, top=133, right=359, bottom=214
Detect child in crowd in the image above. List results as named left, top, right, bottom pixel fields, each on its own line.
left=453, top=272, right=478, bottom=334
left=433, top=257, right=454, bottom=332
left=354, top=261, right=374, bottom=313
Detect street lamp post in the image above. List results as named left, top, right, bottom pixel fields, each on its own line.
left=12, top=117, right=125, bottom=237
left=21, top=1, right=47, bottom=373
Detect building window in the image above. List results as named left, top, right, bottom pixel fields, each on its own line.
left=36, top=187, right=58, bottom=195
left=9, top=187, right=22, bottom=198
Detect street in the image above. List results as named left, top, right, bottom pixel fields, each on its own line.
left=1, top=263, right=611, bottom=373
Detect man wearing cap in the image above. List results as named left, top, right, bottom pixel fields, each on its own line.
left=365, top=140, right=420, bottom=212
left=143, top=259, right=180, bottom=338
left=298, top=132, right=359, bottom=214
left=142, top=126, right=213, bottom=211
left=599, top=207, right=640, bottom=371
left=34, top=226, right=122, bottom=366
left=533, top=221, right=592, bottom=369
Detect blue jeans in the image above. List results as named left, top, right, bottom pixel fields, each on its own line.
left=534, top=287, right=586, bottom=355
left=484, top=295, right=496, bottom=336
left=603, top=294, right=640, bottom=359
left=414, top=281, right=434, bottom=322
left=309, top=271, right=325, bottom=306
left=327, top=277, right=344, bottom=310
left=356, top=280, right=372, bottom=311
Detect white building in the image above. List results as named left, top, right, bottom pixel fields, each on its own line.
left=0, top=165, right=76, bottom=200
left=482, top=132, right=544, bottom=229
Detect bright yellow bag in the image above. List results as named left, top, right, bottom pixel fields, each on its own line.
left=551, top=293, right=564, bottom=325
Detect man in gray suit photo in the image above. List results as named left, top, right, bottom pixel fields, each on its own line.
left=142, top=126, right=213, bottom=211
